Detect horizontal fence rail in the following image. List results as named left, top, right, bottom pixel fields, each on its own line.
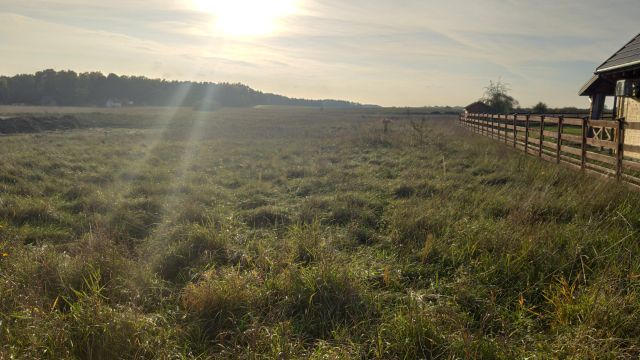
left=458, top=112, right=640, bottom=190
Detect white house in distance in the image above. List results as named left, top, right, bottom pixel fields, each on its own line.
left=105, top=98, right=122, bottom=108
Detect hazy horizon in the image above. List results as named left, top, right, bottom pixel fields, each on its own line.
left=2, top=0, right=639, bottom=108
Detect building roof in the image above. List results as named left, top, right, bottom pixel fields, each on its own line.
left=578, top=75, right=615, bottom=96
left=465, top=101, right=492, bottom=113
left=596, top=33, right=640, bottom=73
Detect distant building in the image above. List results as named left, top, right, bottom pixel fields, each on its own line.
left=579, top=32, right=640, bottom=156
left=105, top=98, right=122, bottom=108
left=464, top=101, right=492, bottom=114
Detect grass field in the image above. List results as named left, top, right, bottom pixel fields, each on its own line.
left=1, top=106, right=640, bottom=359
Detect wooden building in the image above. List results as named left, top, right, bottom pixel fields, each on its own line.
left=465, top=101, right=493, bottom=114
left=580, top=33, right=640, bottom=157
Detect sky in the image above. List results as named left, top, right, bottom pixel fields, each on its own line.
left=1, top=0, right=639, bottom=107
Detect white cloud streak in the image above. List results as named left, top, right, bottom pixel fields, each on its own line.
left=1, top=0, right=639, bottom=107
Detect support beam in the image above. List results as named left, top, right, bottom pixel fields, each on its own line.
left=590, top=93, right=605, bottom=120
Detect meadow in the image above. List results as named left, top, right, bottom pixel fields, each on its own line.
left=1, top=106, right=640, bottom=359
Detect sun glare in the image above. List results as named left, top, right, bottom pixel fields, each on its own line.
left=192, top=0, right=298, bottom=37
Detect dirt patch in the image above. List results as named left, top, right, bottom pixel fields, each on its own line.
left=0, top=115, right=82, bottom=134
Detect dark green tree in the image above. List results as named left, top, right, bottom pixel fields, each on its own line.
left=532, top=102, right=548, bottom=114
left=0, top=77, right=8, bottom=104
left=55, top=70, right=78, bottom=105
left=0, top=69, right=366, bottom=109
left=8, top=74, right=37, bottom=103
left=481, top=80, right=519, bottom=114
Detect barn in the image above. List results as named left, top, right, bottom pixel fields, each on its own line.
left=580, top=32, right=640, bottom=157
left=464, top=101, right=493, bottom=114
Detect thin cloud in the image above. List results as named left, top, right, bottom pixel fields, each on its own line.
left=1, top=0, right=639, bottom=107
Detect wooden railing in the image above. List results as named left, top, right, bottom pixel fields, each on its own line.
left=458, top=113, right=640, bottom=189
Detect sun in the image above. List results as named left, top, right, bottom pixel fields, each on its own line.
left=192, top=0, right=298, bottom=37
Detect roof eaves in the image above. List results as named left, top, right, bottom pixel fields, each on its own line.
left=596, top=59, right=640, bottom=74
left=578, top=75, right=599, bottom=96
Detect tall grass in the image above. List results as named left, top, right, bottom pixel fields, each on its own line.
left=1, top=107, right=639, bottom=358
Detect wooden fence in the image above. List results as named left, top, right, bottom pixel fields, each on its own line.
left=458, top=113, right=640, bottom=189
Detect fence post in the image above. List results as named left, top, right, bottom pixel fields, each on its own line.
left=489, top=114, right=494, bottom=139
left=616, top=118, right=625, bottom=181
left=487, top=114, right=493, bottom=138
left=556, top=115, right=563, bottom=164
left=486, top=114, right=489, bottom=138
left=513, top=114, right=517, bottom=148
left=525, top=114, right=530, bottom=154
left=475, top=114, right=478, bottom=133
left=504, top=115, right=508, bottom=145
left=484, top=114, right=488, bottom=137
left=502, top=115, right=509, bottom=145
left=492, top=115, right=496, bottom=139
left=581, top=117, right=587, bottom=171
left=539, top=115, right=545, bottom=157
left=491, top=115, right=495, bottom=139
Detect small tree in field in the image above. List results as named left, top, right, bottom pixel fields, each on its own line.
left=481, top=80, right=519, bottom=113
left=410, top=117, right=428, bottom=145
left=532, top=102, right=548, bottom=114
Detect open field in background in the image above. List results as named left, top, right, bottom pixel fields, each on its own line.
left=1, top=107, right=640, bottom=358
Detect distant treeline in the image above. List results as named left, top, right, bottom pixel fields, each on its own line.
left=0, top=69, right=372, bottom=109
left=385, top=106, right=464, bottom=115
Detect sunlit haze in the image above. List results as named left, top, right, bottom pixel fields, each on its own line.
left=191, top=0, right=298, bottom=36
left=1, top=0, right=639, bottom=107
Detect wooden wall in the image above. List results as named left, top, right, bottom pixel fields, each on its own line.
left=619, top=97, right=640, bottom=159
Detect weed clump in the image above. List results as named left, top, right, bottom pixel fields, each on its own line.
left=182, top=269, right=261, bottom=340
left=286, top=168, right=305, bottom=179
left=393, top=184, right=416, bottom=198
left=327, top=193, right=384, bottom=228
left=153, top=224, right=229, bottom=282
left=375, top=305, right=445, bottom=359
left=241, top=206, right=290, bottom=228
left=106, top=197, right=163, bottom=245
left=274, top=264, right=372, bottom=339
